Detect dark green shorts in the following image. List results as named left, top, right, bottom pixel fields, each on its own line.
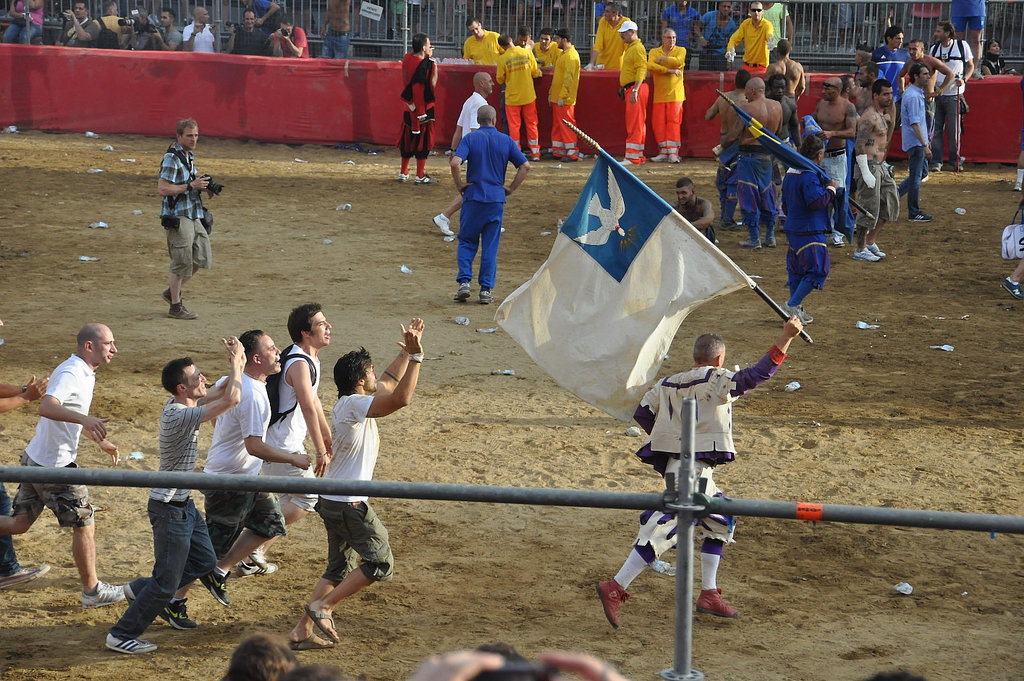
left=316, top=498, right=393, bottom=583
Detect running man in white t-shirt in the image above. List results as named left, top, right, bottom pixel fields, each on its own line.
left=288, top=318, right=424, bottom=650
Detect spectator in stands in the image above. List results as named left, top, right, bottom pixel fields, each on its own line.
left=981, top=39, right=1015, bottom=77
left=871, top=26, right=908, bottom=100
left=585, top=2, right=630, bottom=70
left=2, top=0, right=42, bottom=44
left=272, top=14, right=308, bottom=57
left=182, top=6, right=217, bottom=52
left=533, top=27, right=561, bottom=68
left=764, top=38, right=804, bottom=100
left=660, top=0, right=700, bottom=51
left=698, top=1, right=736, bottom=72
left=127, top=4, right=172, bottom=51
left=463, top=18, right=501, bottom=65
left=228, top=9, right=272, bottom=55
left=647, top=28, right=686, bottom=163
left=97, top=0, right=128, bottom=48
left=252, top=0, right=282, bottom=34
left=726, top=2, right=774, bottom=74
left=761, top=2, right=793, bottom=41
left=60, top=0, right=99, bottom=46
left=223, top=633, right=298, bottom=681
left=321, top=0, right=351, bottom=59
left=154, top=8, right=183, bottom=51
left=951, top=0, right=984, bottom=77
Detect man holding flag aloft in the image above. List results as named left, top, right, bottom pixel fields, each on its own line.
left=596, top=315, right=803, bottom=627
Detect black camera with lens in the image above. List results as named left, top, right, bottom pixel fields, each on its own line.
left=200, top=174, right=225, bottom=195
left=117, top=17, right=137, bottom=26
left=226, top=21, right=241, bottom=29
left=279, top=27, right=290, bottom=37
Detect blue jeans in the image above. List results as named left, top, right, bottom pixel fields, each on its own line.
left=898, top=146, right=927, bottom=218
left=2, top=22, right=42, bottom=44
left=0, top=483, right=19, bottom=576
left=321, top=32, right=350, bottom=59
left=109, top=498, right=216, bottom=639
left=457, top=200, right=504, bottom=290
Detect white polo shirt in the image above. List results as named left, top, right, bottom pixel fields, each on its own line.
left=25, top=354, right=95, bottom=468
left=203, top=374, right=271, bottom=476
left=183, top=23, right=216, bottom=52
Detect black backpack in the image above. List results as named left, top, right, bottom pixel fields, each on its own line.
left=95, top=18, right=121, bottom=49
left=266, top=344, right=317, bottom=427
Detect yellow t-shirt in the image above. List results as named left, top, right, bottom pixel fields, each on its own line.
left=726, top=18, right=774, bottom=67
left=496, top=45, right=540, bottom=106
left=533, top=42, right=562, bottom=69
left=463, top=30, right=502, bottom=65
left=550, top=45, right=581, bottom=105
left=592, top=15, right=630, bottom=70
left=619, top=39, right=647, bottom=87
left=647, top=45, right=686, bottom=103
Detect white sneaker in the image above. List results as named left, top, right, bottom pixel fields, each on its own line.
left=668, top=154, right=681, bottom=163
left=650, top=154, right=669, bottom=163
left=433, top=213, right=454, bottom=236
left=397, top=173, right=410, bottom=183
left=866, top=243, right=886, bottom=258
left=852, top=248, right=881, bottom=262
left=830, top=233, right=845, bottom=247
left=235, top=560, right=278, bottom=577
left=106, top=633, right=157, bottom=655
left=83, top=580, right=127, bottom=608
left=1014, top=183, right=1022, bottom=192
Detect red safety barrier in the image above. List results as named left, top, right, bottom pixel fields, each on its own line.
left=1, top=45, right=1020, bottom=163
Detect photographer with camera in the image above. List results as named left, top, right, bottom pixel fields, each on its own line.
left=152, top=7, right=182, bottom=50
left=2, top=0, right=43, bottom=44
left=97, top=0, right=129, bottom=48
left=60, top=1, right=99, bottom=46
left=271, top=14, right=307, bottom=58
left=182, top=5, right=217, bottom=52
left=125, top=3, right=161, bottom=50
left=227, top=9, right=271, bottom=55
left=157, top=119, right=221, bottom=320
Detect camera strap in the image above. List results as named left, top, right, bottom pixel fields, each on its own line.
left=164, top=143, right=200, bottom=214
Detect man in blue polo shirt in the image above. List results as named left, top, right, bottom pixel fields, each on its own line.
left=872, top=26, right=909, bottom=101
left=449, top=105, right=531, bottom=306
left=661, top=0, right=700, bottom=50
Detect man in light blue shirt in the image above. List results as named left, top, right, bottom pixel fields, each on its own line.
left=897, top=63, right=934, bottom=222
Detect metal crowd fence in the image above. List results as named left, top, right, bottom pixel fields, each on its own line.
left=1, top=399, right=1021, bottom=678
left=29, top=1, right=1024, bottom=70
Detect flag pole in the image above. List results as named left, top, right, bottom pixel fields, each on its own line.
left=564, top=119, right=812, bottom=345
left=714, top=90, right=877, bottom=222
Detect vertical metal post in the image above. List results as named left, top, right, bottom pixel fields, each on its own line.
left=661, top=398, right=704, bottom=681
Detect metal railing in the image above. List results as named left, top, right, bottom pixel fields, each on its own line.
left=22, top=1, right=1024, bottom=71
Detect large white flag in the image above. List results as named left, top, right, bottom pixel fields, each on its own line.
left=495, top=152, right=754, bottom=421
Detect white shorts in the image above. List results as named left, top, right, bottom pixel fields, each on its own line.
left=262, top=458, right=318, bottom=512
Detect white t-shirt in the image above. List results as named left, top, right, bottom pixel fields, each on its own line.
left=321, top=393, right=378, bottom=503
left=183, top=23, right=216, bottom=52
left=25, top=354, right=96, bottom=468
left=930, top=39, right=974, bottom=96
left=456, top=92, right=488, bottom=136
left=266, top=347, right=320, bottom=453
left=204, top=374, right=271, bottom=476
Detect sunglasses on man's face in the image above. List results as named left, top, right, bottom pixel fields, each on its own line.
left=750, top=8, right=762, bottom=12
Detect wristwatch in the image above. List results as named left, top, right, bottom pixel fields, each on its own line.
left=20, top=385, right=27, bottom=393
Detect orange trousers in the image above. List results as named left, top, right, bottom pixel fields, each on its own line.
left=550, top=103, right=578, bottom=159
left=506, top=100, right=540, bottom=159
left=652, top=101, right=683, bottom=159
left=624, top=82, right=649, bottom=164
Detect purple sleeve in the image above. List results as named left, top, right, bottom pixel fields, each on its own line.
left=729, top=352, right=781, bottom=397
left=634, top=404, right=656, bottom=435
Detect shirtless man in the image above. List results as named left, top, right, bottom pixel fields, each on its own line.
left=896, top=39, right=955, bottom=99
left=720, top=77, right=783, bottom=249
left=851, top=79, right=898, bottom=263
left=764, top=39, right=805, bottom=101
left=811, top=76, right=858, bottom=246
left=705, top=69, right=751, bottom=232
left=853, top=62, right=878, bottom=113
left=767, top=73, right=799, bottom=144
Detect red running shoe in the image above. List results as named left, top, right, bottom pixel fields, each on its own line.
left=596, top=580, right=629, bottom=628
left=696, top=588, right=739, bottom=617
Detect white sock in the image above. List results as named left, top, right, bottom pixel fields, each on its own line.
left=1016, top=169, right=1024, bottom=185
left=613, top=549, right=650, bottom=590
left=700, top=552, right=721, bottom=591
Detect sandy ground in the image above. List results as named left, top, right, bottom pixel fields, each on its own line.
left=0, top=131, right=1021, bottom=681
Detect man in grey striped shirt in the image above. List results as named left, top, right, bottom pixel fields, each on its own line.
left=106, top=337, right=245, bottom=655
